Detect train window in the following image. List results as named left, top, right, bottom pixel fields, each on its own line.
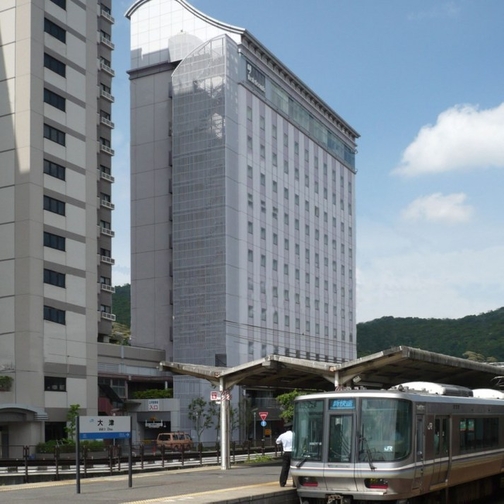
left=434, top=418, right=449, bottom=457
left=459, top=417, right=499, bottom=453
left=359, top=398, right=412, bottom=462
left=328, top=415, right=353, bottom=462
left=292, top=399, right=324, bottom=461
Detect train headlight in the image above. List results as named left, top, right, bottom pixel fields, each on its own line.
left=364, top=478, right=388, bottom=489
left=298, top=476, right=319, bottom=487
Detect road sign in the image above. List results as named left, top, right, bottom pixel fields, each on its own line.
left=261, top=420, right=267, bottom=427
left=79, top=416, right=131, bottom=440
left=210, top=391, right=232, bottom=401
left=259, top=411, right=268, bottom=421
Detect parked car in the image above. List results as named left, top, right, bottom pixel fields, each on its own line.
left=156, top=432, right=193, bottom=451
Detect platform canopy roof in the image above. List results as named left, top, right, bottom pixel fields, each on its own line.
left=159, top=346, right=503, bottom=392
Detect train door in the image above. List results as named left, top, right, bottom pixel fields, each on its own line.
left=412, top=415, right=425, bottom=490
left=324, top=413, right=358, bottom=492
left=431, top=417, right=450, bottom=486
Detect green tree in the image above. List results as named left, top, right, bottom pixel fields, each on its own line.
left=64, top=404, right=80, bottom=442
left=187, top=397, right=213, bottom=444
left=463, top=351, right=497, bottom=362
left=276, top=390, right=303, bottom=423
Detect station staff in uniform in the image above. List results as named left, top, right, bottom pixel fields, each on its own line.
left=276, top=422, right=293, bottom=487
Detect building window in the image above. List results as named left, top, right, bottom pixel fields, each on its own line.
left=248, top=250, right=253, bottom=262
left=44, top=305, right=65, bottom=324
left=273, top=259, right=278, bottom=271
left=44, top=195, right=65, bottom=215
left=248, top=221, right=253, bottom=234
left=273, top=286, right=278, bottom=298
left=248, top=306, right=254, bottom=318
left=247, top=165, right=253, bottom=178
left=260, top=173, right=265, bottom=185
left=44, top=18, right=66, bottom=43
left=44, top=231, right=65, bottom=251
left=44, top=124, right=65, bottom=145
left=261, top=255, right=266, bottom=267
left=272, top=124, right=277, bottom=139
left=247, top=106, right=252, bottom=120
left=272, top=180, right=277, bottom=192
left=284, top=160, right=289, bottom=174
left=273, top=233, right=278, bottom=245
left=273, top=311, right=278, bottom=324
left=260, top=116, right=265, bottom=130
left=44, top=88, right=65, bottom=111
left=261, top=227, right=266, bottom=240
left=44, top=268, right=65, bottom=288
left=44, top=53, right=65, bottom=76
left=44, top=159, right=65, bottom=180
left=45, top=376, right=66, bottom=391
left=50, top=0, right=66, bottom=8
left=261, top=309, right=266, bottom=321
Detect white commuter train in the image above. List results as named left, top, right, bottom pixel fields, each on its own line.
left=291, top=382, right=504, bottom=504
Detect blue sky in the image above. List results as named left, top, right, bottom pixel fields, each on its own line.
left=111, top=0, right=504, bottom=323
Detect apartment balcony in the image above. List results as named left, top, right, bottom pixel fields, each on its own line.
left=99, top=142, right=115, bottom=156
left=99, top=87, right=115, bottom=103
left=98, top=198, right=115, bottom=210
left=98, top=168, right=115, bottom=183
left=99, top=33, right=115, bottom=50
left=98, top=224, right=115, bottom=237
left=99, top=254, right=115, bottom=265
left=100, top=116, right=115, bottom=129
left=100, top=311, right=116, bottom=322
left=101, top=283, right=116, bottom=294
left=99, top=5, right=115, bottom=24
left=99, top=60, right=115, bottom=77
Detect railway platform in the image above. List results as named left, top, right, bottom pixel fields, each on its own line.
left=0, top=463, right=298, bottom=503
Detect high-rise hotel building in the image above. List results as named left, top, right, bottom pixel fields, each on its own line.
left=126, top=0, right=358, bottom=423
left=0, top=0, right=116, bottom=451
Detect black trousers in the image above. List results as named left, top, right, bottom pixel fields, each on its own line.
left=279, top=451, right=291, bottom=486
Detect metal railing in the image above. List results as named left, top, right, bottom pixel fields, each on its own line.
left=0, top=441, right=279, bottom=483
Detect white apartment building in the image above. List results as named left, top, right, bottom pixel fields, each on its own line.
left=126, top=0, right=358, bottom=433
left=0, top=0, right=116, bottom=454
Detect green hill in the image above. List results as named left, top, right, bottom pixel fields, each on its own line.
left=357, top=307, right=504, bottom=361
left=112, top=284, right=130, bottom=327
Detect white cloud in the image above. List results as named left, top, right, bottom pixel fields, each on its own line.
left=393, top=103, right=504, bottom=176
left=356, top=245, right=504, bottom=323
left=407, top=2, right=460, bottom=21
left=401, top=192, right=473, bottom=224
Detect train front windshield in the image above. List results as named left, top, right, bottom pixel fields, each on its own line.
left=292, top=396, right=412, bottom=463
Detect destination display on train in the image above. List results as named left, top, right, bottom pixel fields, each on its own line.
left=328, top=398, right=355, bottom=410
